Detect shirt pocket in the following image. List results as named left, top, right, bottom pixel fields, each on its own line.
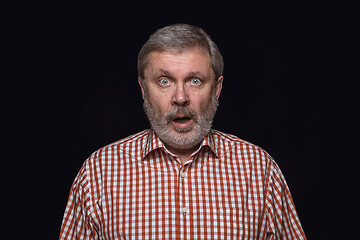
left=195, top=206, right=262, bottom=239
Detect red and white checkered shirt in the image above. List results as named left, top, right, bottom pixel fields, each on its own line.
left=60, top=129, right=306, bottom=239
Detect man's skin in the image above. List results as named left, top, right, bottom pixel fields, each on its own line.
left=138, top=47, right=223, bottom=163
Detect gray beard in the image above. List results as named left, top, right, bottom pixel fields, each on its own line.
left=143, top=93, right=218, bottom=150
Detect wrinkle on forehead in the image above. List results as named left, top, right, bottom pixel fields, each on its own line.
left=144, top=48, right=214, bottom=80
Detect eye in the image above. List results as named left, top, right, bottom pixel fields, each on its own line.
left=190, top=78, right=202, bottom=85
left=159, top=78, right=171, bottom=86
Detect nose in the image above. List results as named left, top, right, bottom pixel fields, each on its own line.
left=172, top=84, right=189, bottom=106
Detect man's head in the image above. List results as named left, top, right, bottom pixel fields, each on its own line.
left=138, top=24, right=224, bottom=82
left=137, top=24, right=224, bottom=152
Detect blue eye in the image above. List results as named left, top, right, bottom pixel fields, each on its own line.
left=190, top=78, right=201, bottom=85
left=159, top=78, right=170, bottom=85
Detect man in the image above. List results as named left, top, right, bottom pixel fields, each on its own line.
left=60, top=24, right=306, bottom=239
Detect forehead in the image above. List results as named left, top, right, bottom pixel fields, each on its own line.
left=145, top=48, right=213, bottom=77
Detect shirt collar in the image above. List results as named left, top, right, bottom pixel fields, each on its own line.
left=197, top=130, right=219, bottom=158
left=141, top=129, right=164, bottom=160
left=142, top=129, right=219, bottom=160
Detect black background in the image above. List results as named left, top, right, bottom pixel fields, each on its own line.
left=13, top=0, right=356, bottom=239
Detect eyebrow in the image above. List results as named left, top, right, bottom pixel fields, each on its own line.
left=158, top=69, right=173, bottom=78
left=158, top=69, right=205, bottom=79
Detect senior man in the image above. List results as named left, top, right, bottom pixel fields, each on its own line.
left=60, top=24, right=306, bottom=239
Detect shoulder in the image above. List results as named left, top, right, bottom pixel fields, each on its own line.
left=78, top=130, right=149, bottom=174
left=212, top=129, right=286, bottom=186
left=211, top=129, right=279, bottom=169
left=71, top=130, right=149, bottom=190
left=91, top=129, right=149, bottom=159
left=101, top=129, right=149, bottom=152
left=211, top=129, right=258, bottom=146
left=211, top=129, right=269, bottom=156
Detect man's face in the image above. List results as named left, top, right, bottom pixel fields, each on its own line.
left=139, top=47, right=223, bottom=151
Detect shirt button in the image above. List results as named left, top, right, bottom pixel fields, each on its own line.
left=180, top=172, right=187, bottom=178
left=181, top=207, right=187, bottom=213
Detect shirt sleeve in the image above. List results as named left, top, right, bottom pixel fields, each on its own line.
left=59, top=163, right=101, bottom=240
left=265, top=159, right=306, bottom=240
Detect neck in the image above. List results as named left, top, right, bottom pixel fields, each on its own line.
left=165, top=143, right=200, bottom=164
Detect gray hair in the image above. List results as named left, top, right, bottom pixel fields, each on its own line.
left=138, top=23, right=224, bottom=81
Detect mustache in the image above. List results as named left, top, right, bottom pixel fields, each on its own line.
left=165, top=107, right=198, bottom=124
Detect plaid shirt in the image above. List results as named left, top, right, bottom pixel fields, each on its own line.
left=60, top=129, right=306, bottom=239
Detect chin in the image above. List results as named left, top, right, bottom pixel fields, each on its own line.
left=158, top=126, right=206, bottom=150
left=173, top=126, right=193, bottom=133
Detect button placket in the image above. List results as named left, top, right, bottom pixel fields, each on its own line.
left=179, top=165, right=190, bottom=217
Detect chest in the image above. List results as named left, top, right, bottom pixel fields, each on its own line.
left=99, top=158, right=267, bottom=239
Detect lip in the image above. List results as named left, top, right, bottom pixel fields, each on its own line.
left=171, top=117, right=193, bottom=129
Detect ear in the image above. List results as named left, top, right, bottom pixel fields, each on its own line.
left=215, top=76, right=224, bottom=99
left=138, top=77, right=145, bottom=100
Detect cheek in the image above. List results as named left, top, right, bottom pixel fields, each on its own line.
left=148, top=93, right=171, bottom=114
left=192, top=93, right=213, bottom=113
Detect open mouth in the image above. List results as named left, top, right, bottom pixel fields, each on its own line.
left=173, top=117, right=191, bottom=123
left=171, top=115, right=193, bottom=130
